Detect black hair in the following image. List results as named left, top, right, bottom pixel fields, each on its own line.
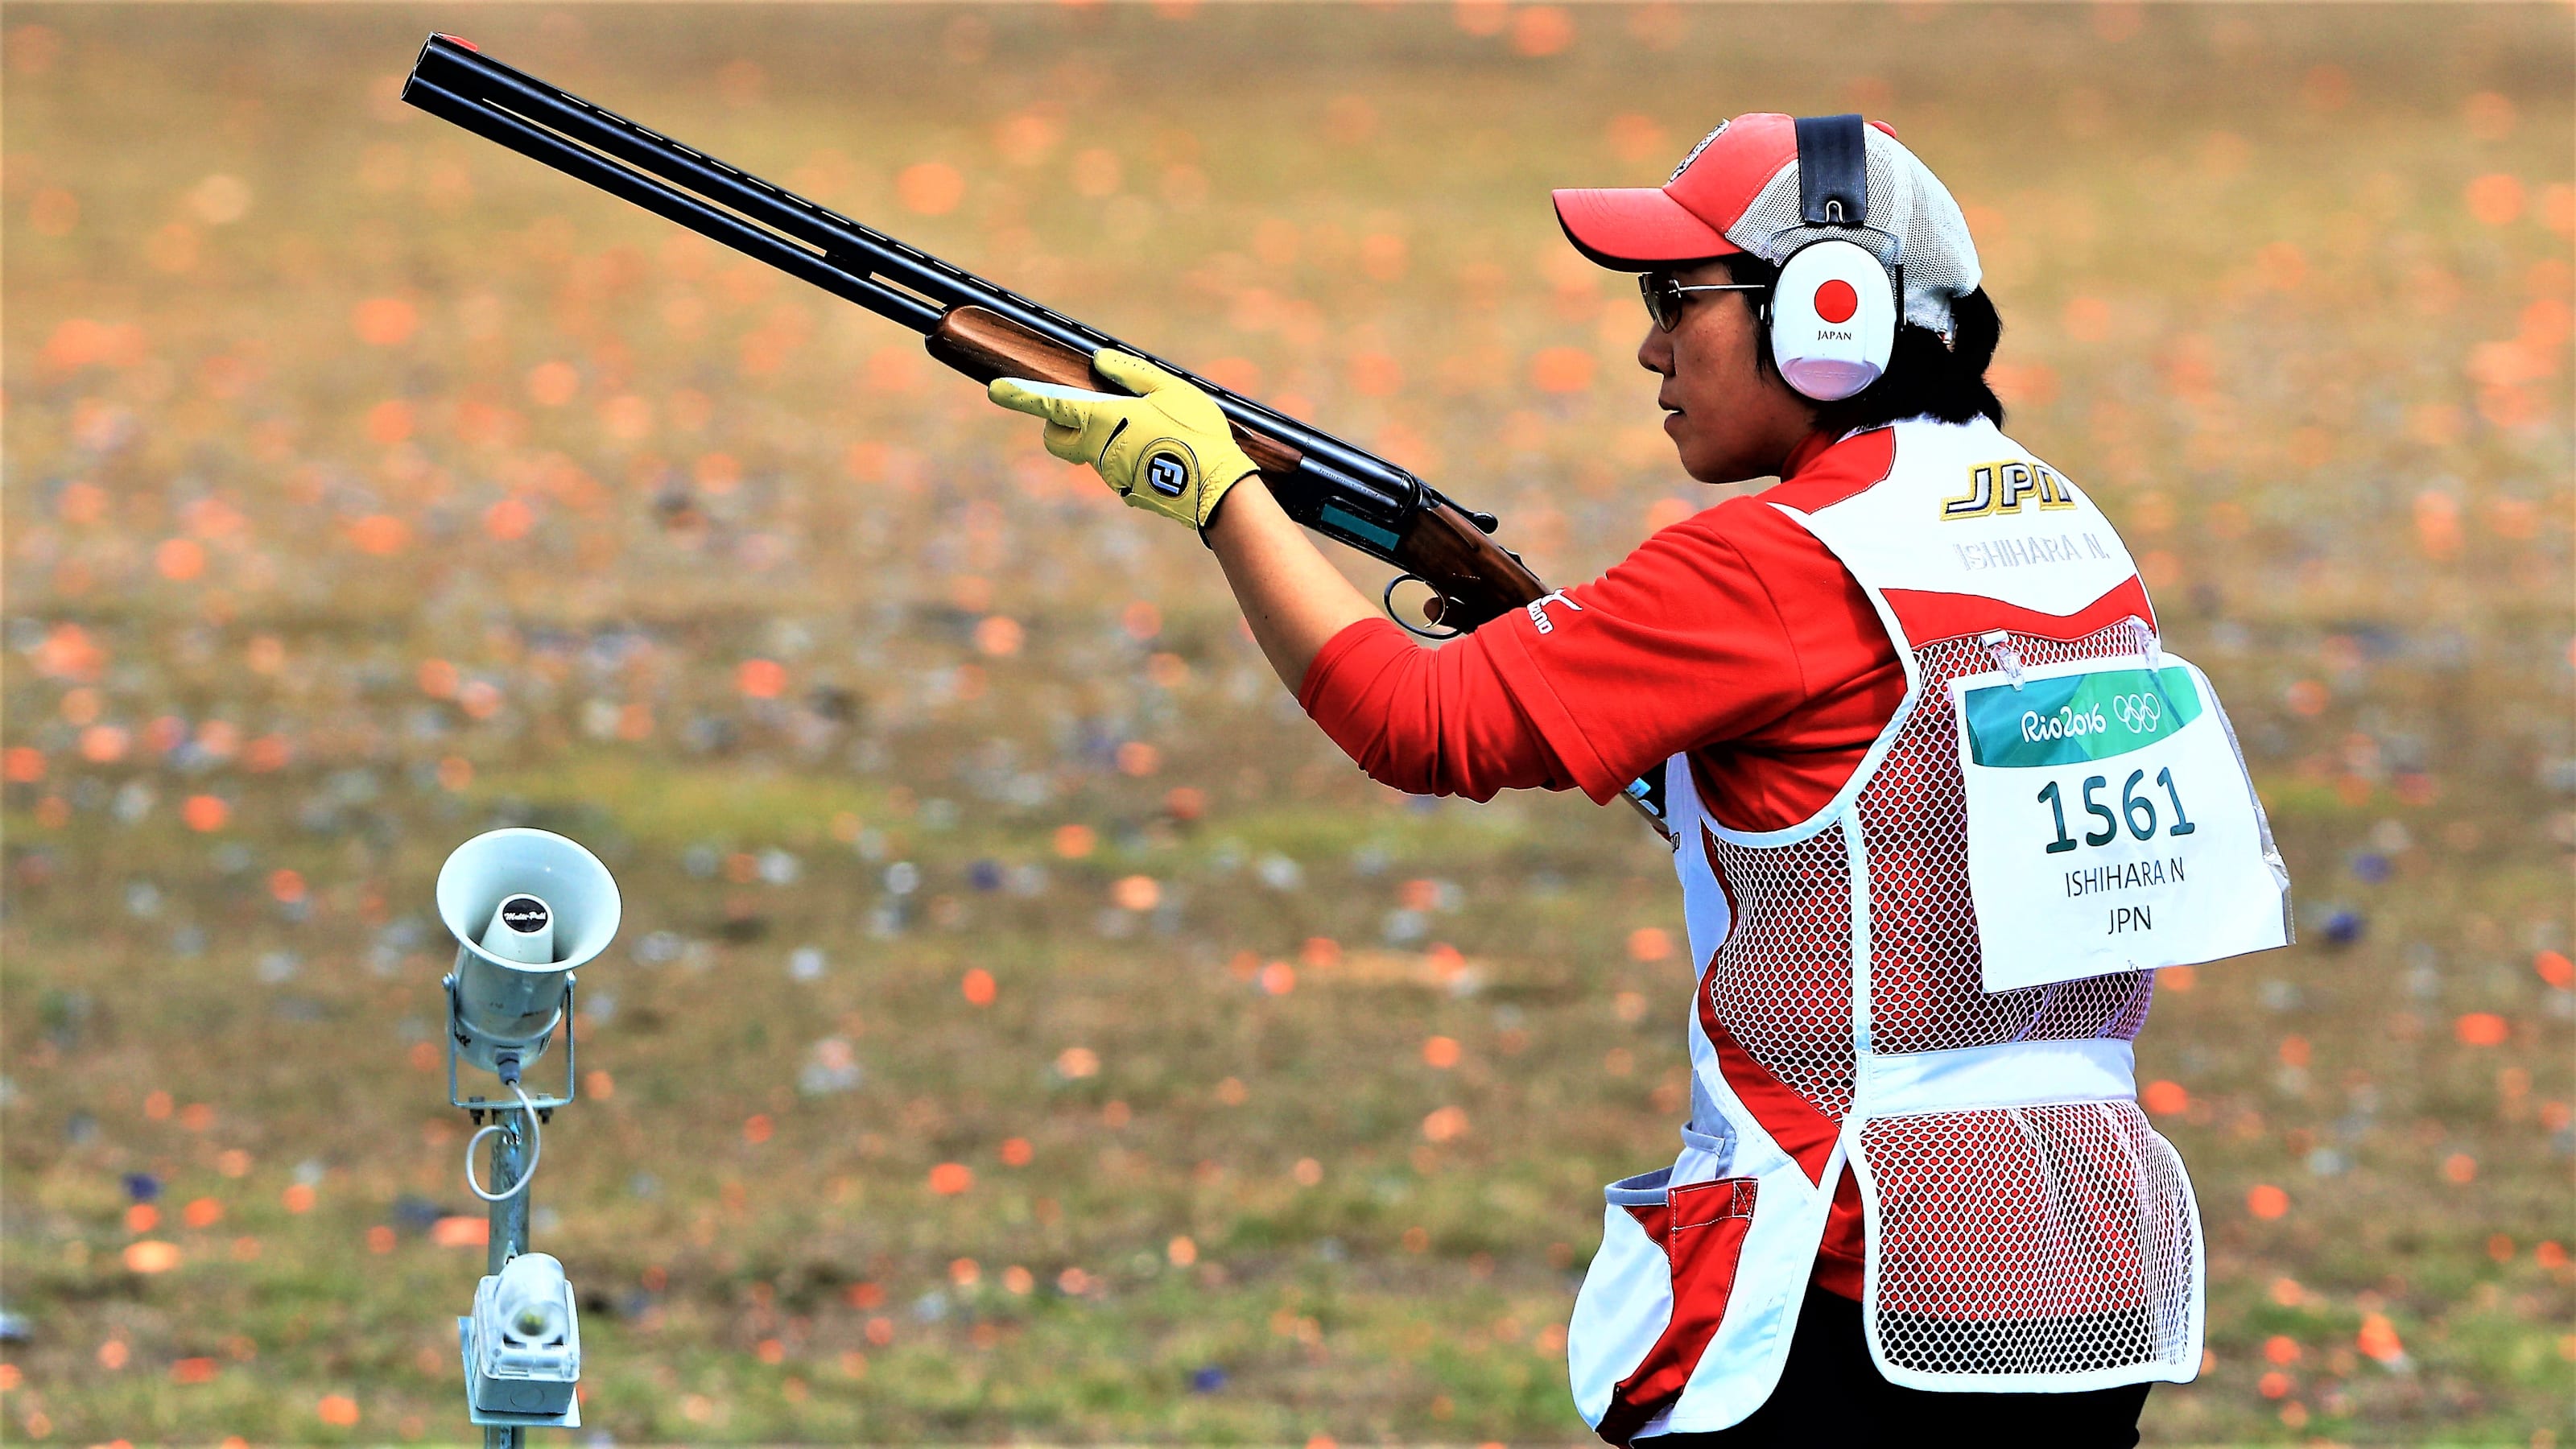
left=1715, top=253, right=2005, bottom=434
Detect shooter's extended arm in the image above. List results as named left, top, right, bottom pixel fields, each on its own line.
left=400, top=33, right=1546, bottom=634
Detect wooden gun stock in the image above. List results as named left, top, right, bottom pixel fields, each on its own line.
left=1390, top=500, right=1550, bottom=630
left=927, top=306, right=1547, bottom=632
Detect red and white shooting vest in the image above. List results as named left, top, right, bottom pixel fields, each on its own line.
left=1568, top=417, right=2289, bottom=1441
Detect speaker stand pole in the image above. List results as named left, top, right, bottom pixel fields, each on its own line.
left=483, top=1108, right=530, bottom=1449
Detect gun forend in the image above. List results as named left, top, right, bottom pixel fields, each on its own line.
left=924, top=308, right=1305, bottom=479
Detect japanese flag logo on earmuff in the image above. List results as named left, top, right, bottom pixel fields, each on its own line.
left=1772, top=238, right=1896, bottom=401
left=1767, top=113, right=1901, bottom=402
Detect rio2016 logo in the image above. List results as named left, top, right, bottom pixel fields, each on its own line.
left=2021, top=694, right=2161, bottom=745
left=1967, top=667, right=2202, bottom=770
left=2021, top=704, right=2107, bottom=743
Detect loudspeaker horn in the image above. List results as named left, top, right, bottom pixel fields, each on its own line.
left=436, top=828, right=621, bottom=1076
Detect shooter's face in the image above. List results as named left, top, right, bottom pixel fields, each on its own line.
left=1637, top=259, right=1817, bottom=486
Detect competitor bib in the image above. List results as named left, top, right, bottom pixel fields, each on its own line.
left=1951, top=654, right=2290, bottom=992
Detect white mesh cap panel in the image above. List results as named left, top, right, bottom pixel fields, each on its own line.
left=1859, top=622, right=2160, bottom=1055
left=1723, top=126, right=1982, bottom=336
left=1700, top=820, right=1856, bottom=1121
left=1863, top=1101, right=2199, bottom=1381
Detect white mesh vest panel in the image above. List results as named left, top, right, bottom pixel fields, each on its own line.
left=1640, top=419, right=2205, bottom=1426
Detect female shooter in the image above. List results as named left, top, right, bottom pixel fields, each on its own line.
left=991, top=113, right=2286, bottom=1447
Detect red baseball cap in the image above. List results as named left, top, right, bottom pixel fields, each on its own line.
left=1553, top=112, right=1903, bottom=268
left=1552, top=111, right=1984, bottom=335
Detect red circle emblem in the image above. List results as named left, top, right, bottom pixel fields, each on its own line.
left=1814, top=279, right=1860, bottom=325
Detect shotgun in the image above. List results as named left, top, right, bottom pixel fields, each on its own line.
left=400, top=34, right=1674, bottom=839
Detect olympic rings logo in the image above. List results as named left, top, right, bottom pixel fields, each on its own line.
left=2112, top=694, right=2162, bottom=733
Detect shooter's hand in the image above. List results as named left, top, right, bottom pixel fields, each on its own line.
left=989, top=349, right=1258, bottom=531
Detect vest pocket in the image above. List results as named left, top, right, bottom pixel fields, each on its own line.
left=1576, top=1166, right=1761, bottom=1444
left=1856, top=1099, right=2201, bottom=1389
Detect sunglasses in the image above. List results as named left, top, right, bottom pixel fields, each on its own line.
left=1638, top=270, right=1767, bottom=332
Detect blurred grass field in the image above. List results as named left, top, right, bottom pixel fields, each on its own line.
left=2, top=3, right=2570, bottom=1443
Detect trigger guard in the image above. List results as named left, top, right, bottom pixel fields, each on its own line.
left=1384, top=574, right=1467, bottom=641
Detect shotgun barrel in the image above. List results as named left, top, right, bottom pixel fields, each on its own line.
left=399, top=34, right=1548, bottom=633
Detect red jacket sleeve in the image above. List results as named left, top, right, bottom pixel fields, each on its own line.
left=1298, top=494, right=1866, bottom=805
left=1296, top=617, right=1579, bottom=801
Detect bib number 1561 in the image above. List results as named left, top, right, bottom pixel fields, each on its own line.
left=2036, top=768, right=2197, bottom=855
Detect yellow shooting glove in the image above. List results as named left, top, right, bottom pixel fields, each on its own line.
left=989, top=349, right=1258, bottom=531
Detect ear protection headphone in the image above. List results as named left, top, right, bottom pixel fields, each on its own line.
left=1765, top=114, right=1901, bottom=402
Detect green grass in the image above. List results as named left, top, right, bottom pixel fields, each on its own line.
left=3, top=3, right=2571, bottom=1444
